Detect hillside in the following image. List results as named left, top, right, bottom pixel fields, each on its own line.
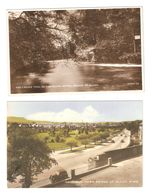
left=7, top=116, right=51, bottom=124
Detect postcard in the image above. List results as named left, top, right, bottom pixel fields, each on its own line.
left=7, top=101, right=142, bottom=187
left=8, top=8, right=143, bottom=93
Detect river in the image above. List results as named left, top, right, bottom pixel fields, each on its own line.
left=11, top=59, right=142, bottom=93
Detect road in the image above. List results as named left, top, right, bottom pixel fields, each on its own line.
left=12, top=60, right=142, bottom=93
left=60, top=156, right=142, bottom=187
left=54, top=129, right=130, bottom=172
left=8, top=129, right=130, bottom=188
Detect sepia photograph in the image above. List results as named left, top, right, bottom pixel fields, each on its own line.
left=8, top=8, right=142, bottom=94
left=7, top=101, right=143, bottom=188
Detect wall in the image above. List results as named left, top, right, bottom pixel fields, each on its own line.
left=88, top=145, right=142, bottom=169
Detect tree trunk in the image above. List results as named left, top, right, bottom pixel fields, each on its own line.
left=22, top=166, right=32, bottom=188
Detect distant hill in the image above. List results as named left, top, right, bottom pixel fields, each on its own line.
left=7, top=116, right=31, bottom=123
left=7, top=116, right=52, bottom=124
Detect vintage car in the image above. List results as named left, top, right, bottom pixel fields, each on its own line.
left=49, top=166, right=68, bottom=184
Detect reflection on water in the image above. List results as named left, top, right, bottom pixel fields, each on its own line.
left=11, top=60, right=142, bottom=93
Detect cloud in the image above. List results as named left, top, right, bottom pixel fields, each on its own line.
left=26, top=105, right=102, bottom=122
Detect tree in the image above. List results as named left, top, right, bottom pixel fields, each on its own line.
left=123, top=120, right=140, bottom=134
left=7, top=127, right=53, bottom=188
left=68, top=8, right=141, bottom=64
left=44, top=136, right=49, bottom=143
left=9, top=8, right=141, bottom=91
left=55, top=134, right=60, bottom=142
left=81, top=139, right=90, bottom=149
left=77, top=134, right=90, bottom=148
left=91, top=132, right=101, bottom=145
left=66, top=138, right=78, bottom=151
left=9, top=10, right=70, bottom=79
left=100, top=131, right=110, bottom=140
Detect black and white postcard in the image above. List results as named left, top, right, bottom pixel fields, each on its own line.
left=8, top=8, right=143, bottom=94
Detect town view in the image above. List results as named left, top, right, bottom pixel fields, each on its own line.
left=7, top=101, right=143, bottom=187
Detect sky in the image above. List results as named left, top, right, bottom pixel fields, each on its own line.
left=7, top=101, right=142, bottom=122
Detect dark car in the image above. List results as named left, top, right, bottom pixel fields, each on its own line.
left=49, top=166, right=68, bottom=184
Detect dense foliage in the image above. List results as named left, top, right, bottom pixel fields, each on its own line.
left=7, top=126, right=53, bottom=187
left=9, top=8, right=141, bottom=80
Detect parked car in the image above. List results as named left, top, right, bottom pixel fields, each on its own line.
left=49, top=166, right=68, bottom=184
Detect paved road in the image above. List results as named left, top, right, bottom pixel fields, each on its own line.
left=31, top=129, right=130, bottom=187
left=8, top=129, right=130, bottom=188
left=54, top=129, right=130, bottom=172
left=61, top=156, right=142, bottom=187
